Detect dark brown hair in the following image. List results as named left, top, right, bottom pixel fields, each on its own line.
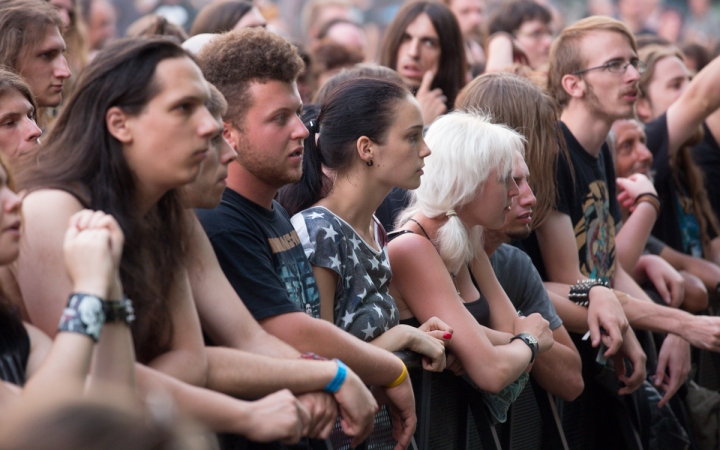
left=16, top=38, right=193, bottom=363
left=487, top=0, right=551, bottom=36
left=278, top=77, right=410, bottom=216
left=0, top=0, right=63, bottom=70
left=198, top=27, right=304, bottom=128
left=190, top=0, right=253, bottom=35
left=456, top=72, right=564, bottom=229
left=379, top=0, right=467, bottom=109
left=126, top=14, right=189, bottom=43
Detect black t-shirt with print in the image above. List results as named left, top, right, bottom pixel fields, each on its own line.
left=196, top=188, right=321, bottom=322
left=521, top=121, right=621, bottom=284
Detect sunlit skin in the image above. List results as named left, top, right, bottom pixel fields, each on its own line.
left=0, top=90, right=42, bottom=158
left=498, top=152, right=536, bottom=240
left=458, top=161, right=520, bottom=231
left=636, top=55, right=691, bottom=122
left=224, top=80, right=309, bottom=207
left=577, top=31, right=641, bottom=121
left=612, top=119, right=652, bottom=178
left=395, top=13, right=441, bottom=89
left=16, top=26, right=71, bottom=108
left=514, top=19, right=553, bottom=70
left=115, top=57, right=220, bottom=210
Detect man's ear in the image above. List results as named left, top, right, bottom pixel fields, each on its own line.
left=356, top=136, right=374, bottom=165
left=223, top=121, right=240, bottom=151
left=561, top=73, right=585, bottom=100
left=635, top=97, right=652, bottom=122
left=106, top=107, right=132, bottom=144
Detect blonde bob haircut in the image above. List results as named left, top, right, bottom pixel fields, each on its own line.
left=398, top=110, right=525, bottom=273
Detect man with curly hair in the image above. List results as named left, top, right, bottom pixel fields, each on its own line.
left=195, top=28, right=417, bottom=449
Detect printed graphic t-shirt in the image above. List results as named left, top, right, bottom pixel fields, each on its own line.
left=197, top=188, right=320, bottom=321
left=522, top=121, right=621, bottom=284
left=292, top=206, right=399, bottom=341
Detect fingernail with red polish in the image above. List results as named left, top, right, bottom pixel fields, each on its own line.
left=443, top=332, right=452, bottom=339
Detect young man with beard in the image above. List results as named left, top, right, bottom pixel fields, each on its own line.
left=195, top=27, right=418, bottom=450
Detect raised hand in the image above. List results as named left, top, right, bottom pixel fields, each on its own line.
left=415, top=71, right=447, bottom=125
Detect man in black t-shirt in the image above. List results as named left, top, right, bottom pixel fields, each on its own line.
left=194, top=28, right=419, bottom=449
left=536, top=15, right=699, bottom=412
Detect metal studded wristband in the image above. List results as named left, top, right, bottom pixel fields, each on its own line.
left=568, top=279, right=610, bottom=307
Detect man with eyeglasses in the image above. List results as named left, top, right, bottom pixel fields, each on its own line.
left=517, top=16, right=705, bottom=449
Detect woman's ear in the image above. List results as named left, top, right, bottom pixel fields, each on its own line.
left=356, top=136, right=374, bottom=165
left=106, top=107, right=132, bottom=144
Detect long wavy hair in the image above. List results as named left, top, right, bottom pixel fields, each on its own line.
left=398, top=110, right=524, bottom=273
left=456, top=72, right=566, bottom=230
left=638, top=44, right=720, bottom=256
left=16, top=38, right=193, bottom=363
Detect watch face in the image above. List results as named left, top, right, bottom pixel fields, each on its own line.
left=526, top=334, right=538, bottom=345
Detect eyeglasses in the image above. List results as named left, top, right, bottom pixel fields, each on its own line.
left=573, top=58, right=647, bottom=75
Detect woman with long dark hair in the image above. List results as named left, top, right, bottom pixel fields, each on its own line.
left=279, top=77, right=450, bottom=371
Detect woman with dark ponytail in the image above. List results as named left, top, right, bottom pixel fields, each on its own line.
left=278, top=77, right=450, bottom=371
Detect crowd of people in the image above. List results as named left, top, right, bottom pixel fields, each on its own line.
left=2, top=0, right=720, bottom=449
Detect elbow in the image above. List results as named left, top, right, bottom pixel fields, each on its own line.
left=556, top=373, right=584, bottom=402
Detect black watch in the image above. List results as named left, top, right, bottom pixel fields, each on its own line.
left=510, top=332, right=538, bottom=363
left=103, top=296, right=135, bottom=325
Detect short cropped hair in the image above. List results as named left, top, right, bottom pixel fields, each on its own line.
left=547, top=16, right=636, bottom=108
left=198, top=27, right=305, bottom=127
left=487, top=0, right=551, bottom=36
left=0, top=0, right=63, bottom=70
left=398, top=110, right=524, bottom=273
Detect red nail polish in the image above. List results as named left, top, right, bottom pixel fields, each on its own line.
left=443, top=332, right=452, bottom=339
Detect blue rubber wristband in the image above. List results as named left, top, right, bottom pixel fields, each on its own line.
left=324, top=359, right=347, bottom=393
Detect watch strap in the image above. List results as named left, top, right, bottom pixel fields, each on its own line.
left=510, top=332, right=538, bottom=364
left=58, top=293, right=105, bottom=342
left=103, top=296, right=135, bottom=325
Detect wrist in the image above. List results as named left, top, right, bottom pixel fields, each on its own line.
left=323, top=359, right=347, bottom=393
left=510, top=333, right=538, bottom=363
left=385, top=357, right=408, bottom=388
left=72, top=280, right=111, bottom=300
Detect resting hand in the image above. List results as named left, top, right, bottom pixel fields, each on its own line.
left=678, top=315, right=720, bottom=351
left=333, top=368, right=377, bottom=446
left=513, top=313, right=553, bottom=353
left=610, top=329, right=646, bottom=395
left=640, top=255, right=684, bottom=308
left=654, top=334, right=691, bottom=408
left=616, top=174, right=657, bottom=212
left=415, top=71, right=447, bottom=125
left=297, top=392, right=337, bottom=440
left=374, top=376, right=416, bottom=450
left=64, top=210, right=121, bottom=298
left=244, top=389, right=310, bottom=444
left=587, top=287, right=628, bottom=356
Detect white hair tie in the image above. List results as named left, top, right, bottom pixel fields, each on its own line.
left=446, top=210, right=457, bottom=218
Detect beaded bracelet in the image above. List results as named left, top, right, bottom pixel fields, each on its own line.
left=568, top=279, right=610, bottom=307
left=386, top=360, right=408, bottom=388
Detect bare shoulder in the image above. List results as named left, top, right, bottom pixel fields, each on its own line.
left=388, top=231, right=440, bottom=266
left=23, top=189, right=84, bottom=227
